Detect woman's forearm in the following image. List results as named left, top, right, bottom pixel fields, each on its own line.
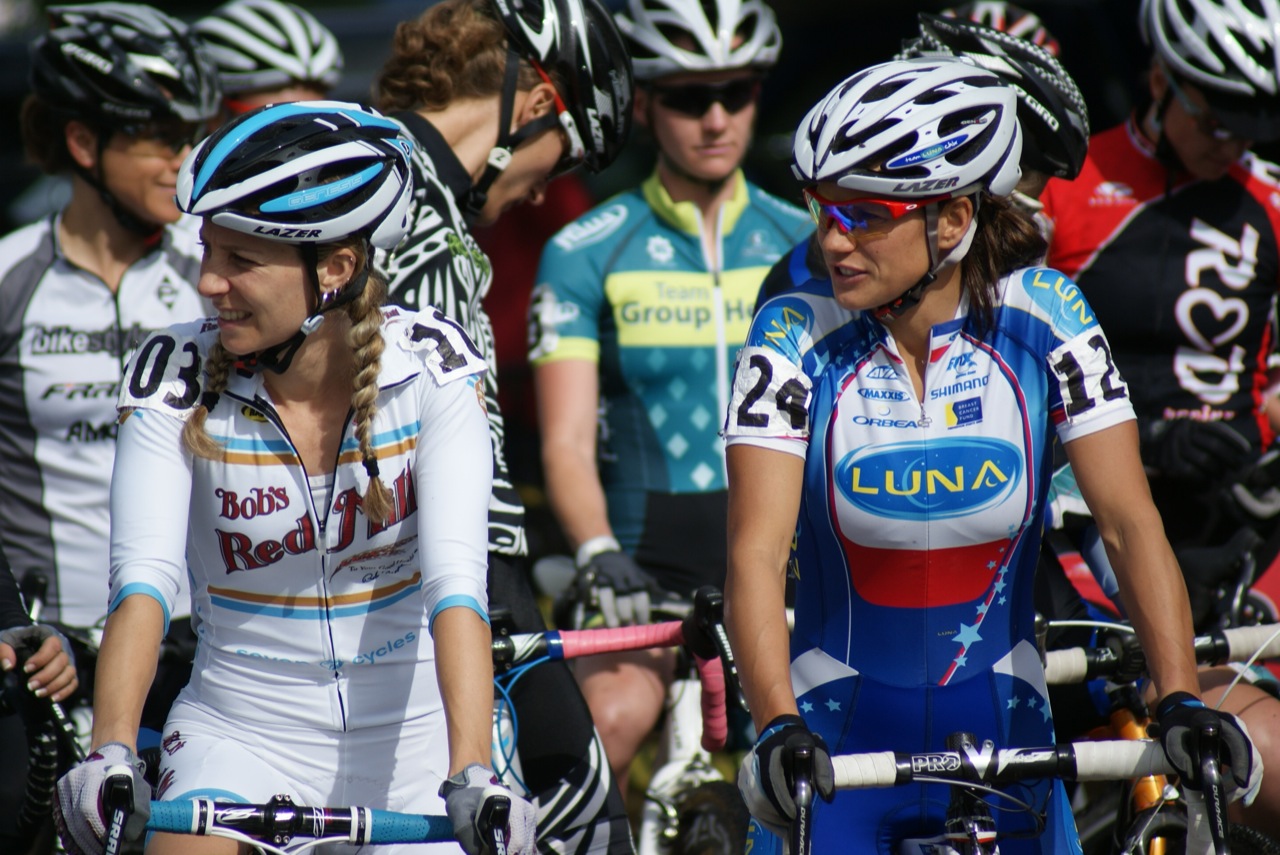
left=90, top=595, right=165, bottom=751
left=433, top=607, right=495, bottom=775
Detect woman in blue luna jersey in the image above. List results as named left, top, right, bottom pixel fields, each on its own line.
left=724, top=58, right=1262, bottom=853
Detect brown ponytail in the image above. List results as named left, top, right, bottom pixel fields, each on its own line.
left=961, top=193, right=1048, bottom=332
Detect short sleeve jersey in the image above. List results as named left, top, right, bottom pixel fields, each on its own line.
left=1041, top=118, right=1280, bottom=450
left=528, top=171, right=810, bottom=590
left=726, top=267, right=1130, bottom=850
left=0, top=215, right=207, bottom=628
left=109, top=307, right=493, bottom=731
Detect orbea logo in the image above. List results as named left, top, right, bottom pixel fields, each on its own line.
left=834, top=438, right=1021, bottom=520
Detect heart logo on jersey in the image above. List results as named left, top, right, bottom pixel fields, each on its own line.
left=1175, top=288, right=1248, bottom=352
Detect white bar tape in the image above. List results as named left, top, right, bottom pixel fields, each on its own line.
left=831, top=751, right=899, bottom=789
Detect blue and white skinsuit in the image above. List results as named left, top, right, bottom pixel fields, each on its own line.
left=108, top=307, right=492, bottom=852
left=726, top=262, right=1134, bottom=853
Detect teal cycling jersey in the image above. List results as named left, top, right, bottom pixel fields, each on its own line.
left=529, top=170, right=809, bottom=591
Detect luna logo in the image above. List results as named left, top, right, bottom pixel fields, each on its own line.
left=834, top=438, right=1022, bottom=520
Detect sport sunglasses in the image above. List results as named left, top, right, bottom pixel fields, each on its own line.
left=802, top=188, right=953, bottom=235
left=1164, top=69, right=1241, bottom=143
left=648, top=76, right=762, bottom=118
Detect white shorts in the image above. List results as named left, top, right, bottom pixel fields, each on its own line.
left=154, top=689, right=460, bottom=854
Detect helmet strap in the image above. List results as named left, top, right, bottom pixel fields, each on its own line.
left=872, top=198, right=979, bottom=321
left=243, top=242, right=369, bottom=375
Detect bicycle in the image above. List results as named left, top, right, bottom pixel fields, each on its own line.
left=492, top=584, right=748, bottom=854
left=785, top=728, right=1242, bottom=855
left=1043, top=621, right=1280, bottom=855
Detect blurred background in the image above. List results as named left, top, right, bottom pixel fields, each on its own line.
left=0, top=0, right=1148, bottom=231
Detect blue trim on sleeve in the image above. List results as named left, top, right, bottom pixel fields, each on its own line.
left=428, top=596, right=489, bottom=636
left=108, top=584, right=172, bottom=636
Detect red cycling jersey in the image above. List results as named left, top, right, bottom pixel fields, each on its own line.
left=1041, top=117, right=1280, bottom=452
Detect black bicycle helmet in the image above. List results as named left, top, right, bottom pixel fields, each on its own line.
left=902, top=13, right=1089, bottom=180
left=31, top=3, right=221, bottom=127
left=194, top=0, right=343, bottom=96
left=490, top=0, right=634, bottom=174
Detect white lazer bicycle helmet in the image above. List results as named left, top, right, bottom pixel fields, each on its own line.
left=194, top=0, right=344, bottom=95
left=614, top=0, right=781, bottom=80
left=793, top=57, right=1022, bottom=199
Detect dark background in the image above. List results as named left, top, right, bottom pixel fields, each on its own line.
left=0, top=0, right=1149, bottom=230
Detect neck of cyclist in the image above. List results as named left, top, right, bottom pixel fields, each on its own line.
left=881, top=259, right=964, bottom=361
left=419, top=92, right=538, bottom=183
left=59, top=172, right=165, bottom=293
left=263, top=311, right=355, bottom=409
left=656, top=149, right=739, bottom=225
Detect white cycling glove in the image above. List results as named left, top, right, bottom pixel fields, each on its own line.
left=53, top=742, right=149, bottom=855
left=439, top=763, right=537, bottom=854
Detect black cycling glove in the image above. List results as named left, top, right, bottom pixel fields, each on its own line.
left=1142, top=419, right=1253, bottom=482
left=576, top=538, right=661, bottom=627
left=1155, top=692, right=1261, bottom=805
left=738, top=714, right=835, bottom=837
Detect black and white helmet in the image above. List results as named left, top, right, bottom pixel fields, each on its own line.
left=901, top=12, right=1088, bottom=180
left=194, top=0, right=344, bottom=95
left=177, top=101, right=413, bottom=250
left=614, top=0, right=782, bottom=80
left=490, top=0, right=634, bottom=172
left=30, top=3, right=221, bottom=126
left=793, top=58, right=1022, bottom=199
left=1141, top=0, right=1280, bottom=139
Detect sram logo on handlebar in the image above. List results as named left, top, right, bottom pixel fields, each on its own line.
left=911, top=753, right=961, bottom=774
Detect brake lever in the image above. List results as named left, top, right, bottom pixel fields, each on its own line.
left=101, top=766, right=136, bottom=855
left=477, top=793, right=511, bottom=855
left=691, top=586, right=748, bottom=714
left=789, top=743, right=814, bottom=855
left=1197, top=723, right=1231, bottom=855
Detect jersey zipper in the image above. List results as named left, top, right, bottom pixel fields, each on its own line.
left=229, top=390, right=354, bottom=730
left=695, top=204, right=730, bottom=481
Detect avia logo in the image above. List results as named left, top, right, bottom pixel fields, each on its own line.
left=1089, top=181, right=1135, bottom=206
left=858, top=388, right=908, bottom=401
left=866, top=364, right=898, bottom=380
left=553, top=204, right=628, bottom=251
left=834, top=438, right=1022, bottom=520
left=886, top=132, right=972, bottom=169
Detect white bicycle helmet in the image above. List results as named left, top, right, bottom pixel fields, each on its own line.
left=793, top=58, right=1022, bottom=199
left=614, top=0, right=781, bottom=80
left=178, top=101, right=412, bottom=251
left=194, top=0, right=343, bottom=95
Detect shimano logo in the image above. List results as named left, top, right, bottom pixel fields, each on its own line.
left=61, top=42, right=112, bottom=74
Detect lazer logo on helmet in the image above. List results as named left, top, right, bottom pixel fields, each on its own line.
left=833, top=438, right=1022, bottom=520
left=890, top=177, right=960, bottom=194
left=885, top=132, right=972, bottom=169
left=252, top=226, right=323, bottom=239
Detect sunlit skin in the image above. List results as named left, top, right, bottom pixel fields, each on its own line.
left=71, top=122, right=193, bottom=226
left=636, top=68, right=759, bottom=190
left=1144, top=63, right=1251, bottom=182
left=198, top=223, right=314, bottom=355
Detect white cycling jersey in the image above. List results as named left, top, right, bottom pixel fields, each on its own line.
left=0, top=214, right=206, bottom=628
left=110, top=306, right=493, bottom=731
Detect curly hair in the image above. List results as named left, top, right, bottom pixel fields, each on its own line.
left=374, top=0, right=551, bottom=113
left=182, top=238, right=394, bottom=523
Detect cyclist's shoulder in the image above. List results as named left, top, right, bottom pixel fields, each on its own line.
left=541, top=186, right=649, bottom=261
left=996, top=265, right=1100, bottom=336
left=0, top=217, right=57, bottom=278
left=748, top=278, right=864, bottom=364
left=384, top=305, right=486, bottom=386
left=118, top=318, right=220, bottom=414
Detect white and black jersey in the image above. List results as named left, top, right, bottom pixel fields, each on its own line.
left=381, top=113, right=527, bottom=557
left=0, top=215, right=207, bottom=628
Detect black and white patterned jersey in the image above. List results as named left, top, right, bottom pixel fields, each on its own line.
left=0, top=215, right=207, bottom=628
left=380, top=112, right=527, bottom=557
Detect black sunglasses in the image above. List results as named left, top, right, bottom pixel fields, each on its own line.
left=649, top=76, right=762, bottom=118
left=116, top=120, right=210, bottom=152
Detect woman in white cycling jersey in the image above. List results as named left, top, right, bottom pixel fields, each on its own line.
left=52, top=101, right=535, bottom=855
left=725, top=58, right=1260, bottom=852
